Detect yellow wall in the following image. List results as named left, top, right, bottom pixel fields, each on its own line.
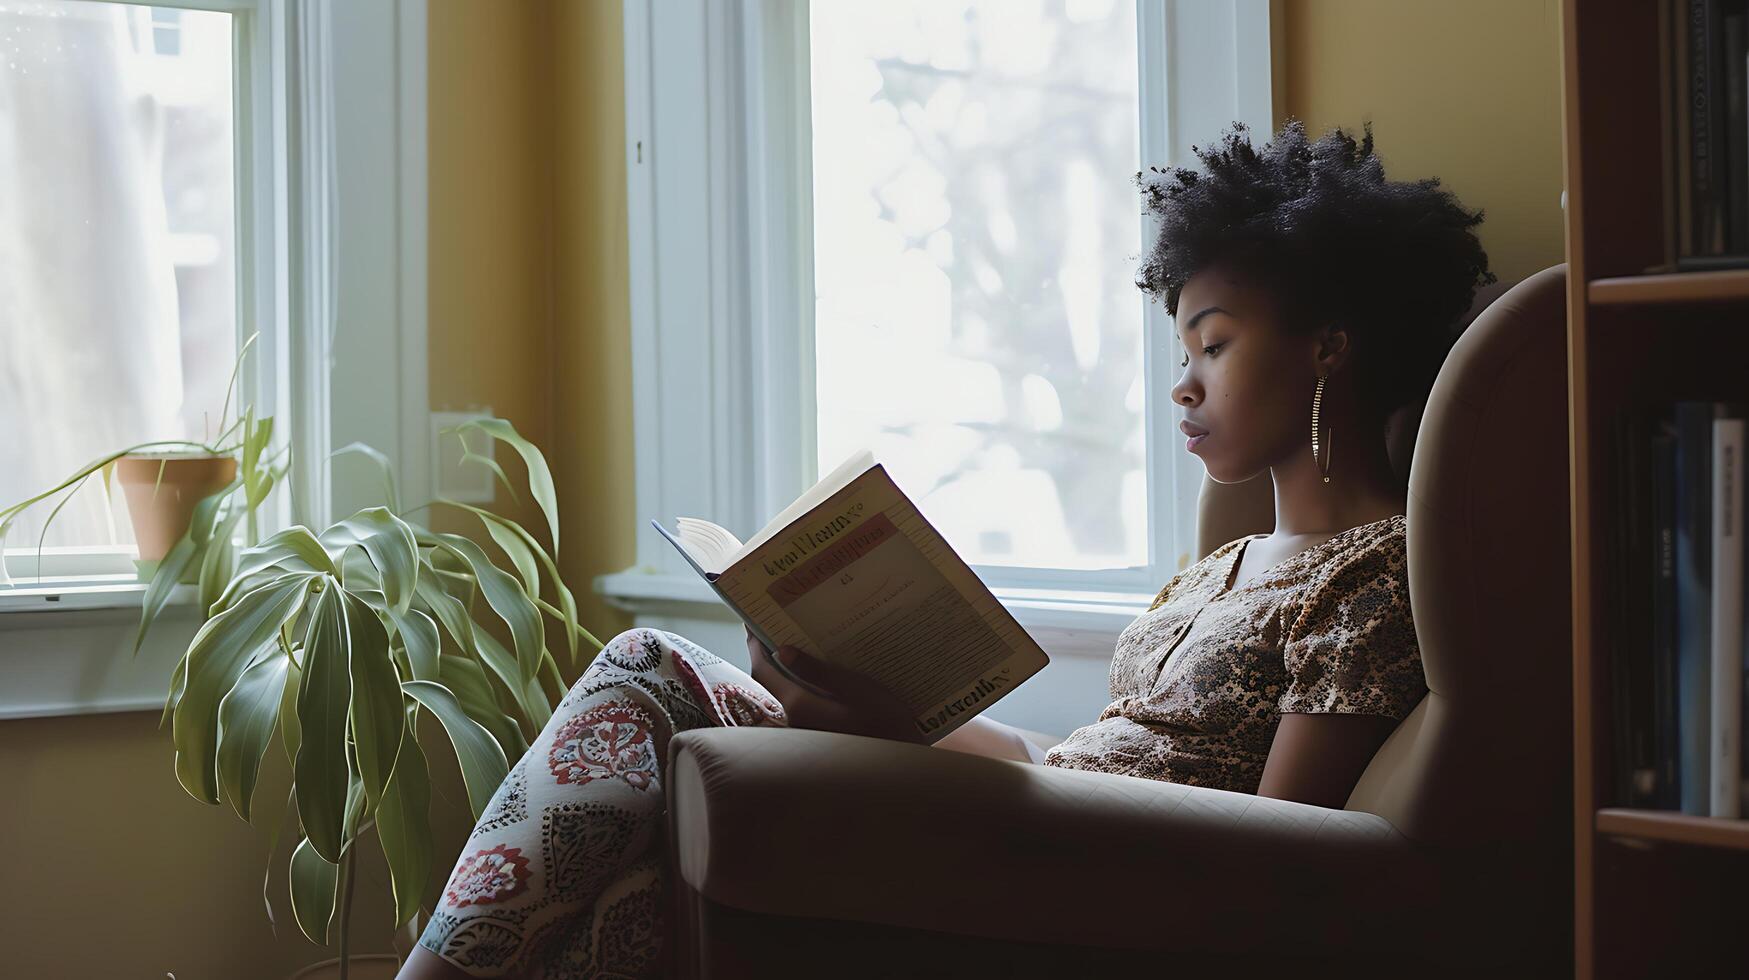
left=1273, top=0, right=1568, bottom=283
left=427, top=0, right=636, bottom=668
left=547, top=0, right=638, bottom=659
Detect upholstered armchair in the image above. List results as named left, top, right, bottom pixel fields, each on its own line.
left=664, top=265, right=1573, bottom=978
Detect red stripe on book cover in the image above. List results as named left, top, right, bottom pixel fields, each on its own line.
left=766, top=511, right=900, bottom=609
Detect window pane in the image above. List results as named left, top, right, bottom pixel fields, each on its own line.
left=0, top=1, right=237, bottom=553
left=810, top=0, right=1145, bottom=572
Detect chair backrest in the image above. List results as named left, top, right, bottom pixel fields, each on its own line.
left=1193, top=265, right=1573, bottom=855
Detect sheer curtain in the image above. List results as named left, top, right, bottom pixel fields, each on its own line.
left=1, top=1, right=188, bottom=553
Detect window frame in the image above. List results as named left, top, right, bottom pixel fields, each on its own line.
left=0, top=0, right=430, bottom=614
left=597, top=0, right=1275, bottom=653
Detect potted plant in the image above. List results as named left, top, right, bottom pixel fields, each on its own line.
left=0, top=332, right=286, bottom=640
left=3, top=344, right=599, bottom=976
left=161, top=416, right=601, bottom=979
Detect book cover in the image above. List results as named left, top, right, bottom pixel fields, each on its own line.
left=653, top=455, right=1050, bottom=742
left=1661, top=0, right=1681, bottom=270
left=1675, top=399, right=1715, bottom=815
left=1613, top=409, right=1657, bottom=806
left=1680, top=0, right=1698, bottom=255
left=1652, top=415, right=1683, bottom=809
left=1709, top=408, right=1745, bottom=816
left=1725, top=12, right=1747, bottom=252
left=1689, top=0, right=1730, bottom=255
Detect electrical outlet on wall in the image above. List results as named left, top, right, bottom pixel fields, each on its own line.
left=432, top=410, right=496, bottom=505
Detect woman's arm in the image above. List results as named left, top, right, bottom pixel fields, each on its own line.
left=932, top=715, right=1052, bottom=763
left=1254, top=711, right=1398, bottom=808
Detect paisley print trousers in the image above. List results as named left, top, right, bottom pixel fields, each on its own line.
left=416, top=627, right=788, bottom=978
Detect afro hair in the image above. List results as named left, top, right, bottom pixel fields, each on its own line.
left=1136, top=118, right=1497, bottom=418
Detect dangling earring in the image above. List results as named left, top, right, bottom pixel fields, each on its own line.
left=1312, top=374, right=1333, bottom=484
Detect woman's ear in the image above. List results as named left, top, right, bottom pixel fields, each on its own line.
left=1314, top=322, right=1352, bottom=375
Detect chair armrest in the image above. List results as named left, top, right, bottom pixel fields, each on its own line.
left=669, top=727, right=1440, bottom=956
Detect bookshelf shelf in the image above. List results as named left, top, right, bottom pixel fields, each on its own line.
left=1589, top=269, right=1749, bottom=305
left=1595, top=808, right=1749, bottom=851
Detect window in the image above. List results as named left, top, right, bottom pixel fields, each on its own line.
left=810, top=1, right=1146, bottom=574
left=0, top=0, right=431, bottom=607
left=0, top=0, right=239, bottom=558
left=607, top=0, right=1272, bottom=643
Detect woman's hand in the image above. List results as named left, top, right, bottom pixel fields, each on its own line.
left=745, top=626, right=926, bottom=744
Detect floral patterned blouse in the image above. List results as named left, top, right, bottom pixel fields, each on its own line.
left=1042, top=513, right=1424, bottom=794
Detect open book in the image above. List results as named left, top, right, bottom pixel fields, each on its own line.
left=651, top=450, right=1050, bottom=743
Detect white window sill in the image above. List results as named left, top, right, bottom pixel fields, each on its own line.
left=592, top=567, right=1148, bottom=661
left=0, top=577, right=197, bottom=618
left=0, top=577, right=200, bottom=721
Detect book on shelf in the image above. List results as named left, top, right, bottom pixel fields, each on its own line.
left=1614, top=400, right=1748, bottom=816
left=651, top=450, right=1050, bottom=743
left=1650, top=0, right=1749, bottom=273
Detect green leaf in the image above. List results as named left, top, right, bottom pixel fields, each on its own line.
left=395, top=608, right=441, bottom=683
left=457, top=439, right=521, bottom=505
left=471, top=622, right=552, bottom=734
left=441, top=498, right=596, bottom=663
left=413, top=572, right=475, bottom=653
left=243, top=413, right=275, bottom=509
left=457, top=417, right=560, bottom=553
left=439, top=654, right=530, bottom=762
left=216, top=650, right=291, bottom=822
left=340, top=768, right=366, bottom=846
left=172, top=574, right=314, bottom=804
left=338, top=550, right=385, bottom=596
left=136, top=476, right=242, bottom=656
left=424, top=530, right=544, bottom=684
left=331, top=441, right=400, bottom=514
left=401, top=679, right=508, bottom=820
left=160, top=650, right=188, bottom=731
left=344, top=591, right=403, bottom=813
left=217, top=331, right=260, bottom=441
left=288, top=837, right=339, bottom=945
left=376, top=722, right=432, bottom=927
left=295, top=582, right=353, bottom=862
left=320, top=507, right=419, bottom=618
left=199, top=507, right=243, bottom=615
left=215, top=526, right=339, bottom=610
left=480, top=512, right=539, bottom=597
left=280, top=652, right=303, bottom=771
left=244, top=465, right=279, bottom=543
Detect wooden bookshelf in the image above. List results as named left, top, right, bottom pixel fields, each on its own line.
left=1596, top=809, right=1749, bottom=851
left=1565, top=1, right=1749, bottom=976
left=1588, top=269, right=1749, bottom=305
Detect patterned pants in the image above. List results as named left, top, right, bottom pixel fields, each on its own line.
left=417, top=628, right=788, bottom=978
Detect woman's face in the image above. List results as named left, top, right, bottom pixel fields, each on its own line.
left=1168, top=261, right=1328, bottom=485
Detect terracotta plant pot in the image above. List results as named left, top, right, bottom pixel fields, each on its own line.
left=114, top=453, right=238, bottom=562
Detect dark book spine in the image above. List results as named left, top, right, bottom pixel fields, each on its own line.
left=1653, top=416, right=1683, bottom=810
left=1660, top=0, right=1681, bottom=271
left=1726, top=12, right=1747, bottom=251
left=1679, top=0, right=1696, bottom=257
left=1611, top=411, right=1634, bottom=805
left=1615, top=410, right=1658, bottom=806
left=1691, top=0, right=1731, bottom=254
left=1676, top=400, right=1716, bottom=815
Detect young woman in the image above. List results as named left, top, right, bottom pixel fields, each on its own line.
left=397, top=117, right=1495, bottom=980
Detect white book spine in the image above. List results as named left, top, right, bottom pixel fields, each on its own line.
left=1711, top=417, right=1745, bottom=817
